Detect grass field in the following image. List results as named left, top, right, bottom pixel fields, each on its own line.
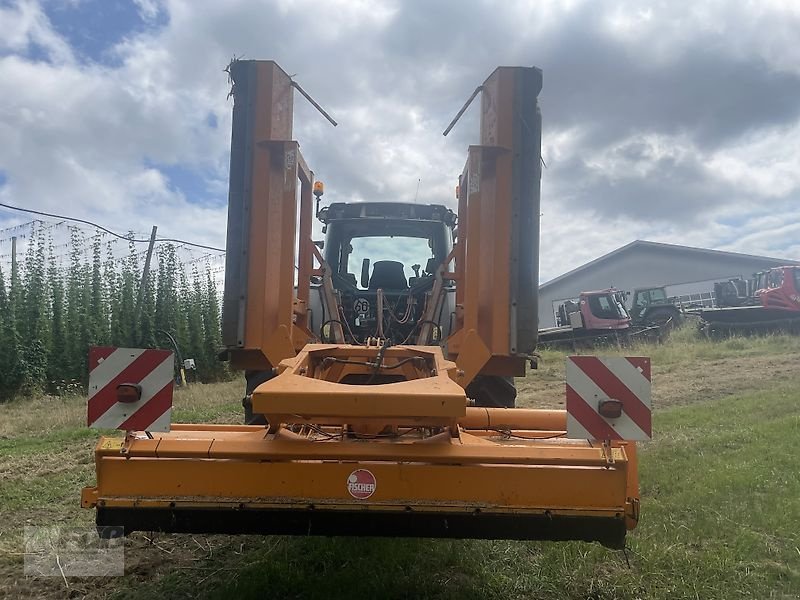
left=1, top=329, right=799, bottom=599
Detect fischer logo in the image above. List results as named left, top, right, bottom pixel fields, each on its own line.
left=347, top=469, right=376, bottom=499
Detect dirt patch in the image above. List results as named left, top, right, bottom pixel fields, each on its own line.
left=0, top=533, right=263, bottom=600
left=648, top=353, right=798, bottom=409
left=516, top=353, right=799, bottom=410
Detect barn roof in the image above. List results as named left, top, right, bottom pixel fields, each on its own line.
left=540, top=240, right=799, bottom=291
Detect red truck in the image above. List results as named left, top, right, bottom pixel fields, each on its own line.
left=538, top=289, right=631, bottom=348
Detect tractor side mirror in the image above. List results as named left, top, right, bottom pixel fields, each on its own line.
left=360, top=258, right=371, bottom=289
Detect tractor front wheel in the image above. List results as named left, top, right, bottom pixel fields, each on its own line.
left=466, top=375, right=517, bottom=408
left=242, top=369, right=274, bottom=425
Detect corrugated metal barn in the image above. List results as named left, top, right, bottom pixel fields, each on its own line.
left=538, top=240, right=800, bottom=328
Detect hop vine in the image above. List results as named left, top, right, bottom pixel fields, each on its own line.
left=0, top=226, right=229, bottom=400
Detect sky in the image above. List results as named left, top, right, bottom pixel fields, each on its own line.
left=0, top=0, right=799, bottom=283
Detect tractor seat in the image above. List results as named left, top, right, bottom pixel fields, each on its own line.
left=425, top=257, right=439, bottom=276
left=369, top=260, right=408, bottom=290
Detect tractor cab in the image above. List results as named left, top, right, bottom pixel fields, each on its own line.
left=556, top=289, right=630, bottom=330
left=629, top=286, right=683, bottom=330
left=630, top=287, right=670, bottom=321
left=317, top=201, right=456, bottom=343
left=757, top=266, right=800, bottom=311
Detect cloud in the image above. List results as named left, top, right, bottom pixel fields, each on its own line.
left=0, top=0, right=75, bottom=63
left=0, top=0, right=798, bottom=285
left=132, top=0, right=163, bottom=22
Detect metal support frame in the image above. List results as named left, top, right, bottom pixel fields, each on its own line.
left=446, top=67, right=542, bottom=375
left=83, top=61, right=644, bottom=549
left=222, top=60, right=321, bottom=370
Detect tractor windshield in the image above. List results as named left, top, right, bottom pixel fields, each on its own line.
left=347, top=236, right=433, bottom=289
left=324, top=219, right=452, bottom=290
left=635, top=288, right=666, bottom=308
left=768, top=269, right=785, bottom=289
left=588, top=293, right=630, bottom=320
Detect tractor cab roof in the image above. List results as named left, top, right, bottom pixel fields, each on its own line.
left=318, top=202, right=456, bottom=226
left=581, top=288, right=624, bottom=296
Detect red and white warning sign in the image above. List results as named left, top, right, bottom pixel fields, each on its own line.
left=347, top=469, right=377, bottom=499
left=566, top=356, right=652, bottom=441
left=87, top=347, right=174, bottom=432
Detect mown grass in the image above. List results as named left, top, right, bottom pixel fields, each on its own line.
left=517, top=329, right=800, bottom=409
left=636, top=326, right=800, bottom=372
left=0, top=381, right=244, bottom=562
left=537, top=327, right=800, bottom=373
left=0, top=380, right=242, bottom=437
left=106, top=381, right=798, bottom=600
left=1, top=333, right=799, bottom=599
